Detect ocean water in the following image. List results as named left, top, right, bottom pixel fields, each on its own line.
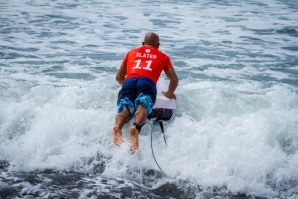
left=0, top=0, right=298, bottom=198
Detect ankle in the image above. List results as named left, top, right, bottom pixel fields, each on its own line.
left=133, top=122, right=144, bottom=133
left=130, top=126, right=139, bottom=135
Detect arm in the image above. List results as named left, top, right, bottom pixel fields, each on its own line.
left=162, top=68, right=178, bottom=99
left=115, top=63, right=127, bottom=85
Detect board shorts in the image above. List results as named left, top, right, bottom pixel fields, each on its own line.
left=117, top=77, right=157, bottom=117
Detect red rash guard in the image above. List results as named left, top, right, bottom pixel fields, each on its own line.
left=122, top=45, right=173, bottom=84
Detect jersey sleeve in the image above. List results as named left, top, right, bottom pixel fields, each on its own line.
left=163, top=54, right=174, bottom=71
left=122, top=52, right=129, bottom=65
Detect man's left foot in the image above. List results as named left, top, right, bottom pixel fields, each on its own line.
left=113, top=125, right=124, bottom=146
left=129, top=126, right=139, bottom=154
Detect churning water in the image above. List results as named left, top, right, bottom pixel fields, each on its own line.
left=1, top=0, right=298, bottom=198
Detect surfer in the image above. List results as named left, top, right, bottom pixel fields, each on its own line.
left=113, top=32, right=178, bottom=154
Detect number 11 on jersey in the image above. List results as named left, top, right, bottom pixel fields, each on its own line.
left=133, top=59, right=153, bottom=71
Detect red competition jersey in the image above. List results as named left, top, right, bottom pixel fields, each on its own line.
left=122, top=45, right=173, bottom=84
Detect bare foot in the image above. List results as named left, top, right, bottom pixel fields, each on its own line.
left=129, top=126, right=139, bottom=154
left=113, top=125, right=124, bottom=146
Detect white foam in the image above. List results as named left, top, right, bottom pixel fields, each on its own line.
left=1, top=0, right=298, bottom=197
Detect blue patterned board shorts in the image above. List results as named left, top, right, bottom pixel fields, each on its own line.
left=117, top=77, right=157, bottom=117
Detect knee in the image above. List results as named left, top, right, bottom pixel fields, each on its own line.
left=135, top=105, right=147, bottom=116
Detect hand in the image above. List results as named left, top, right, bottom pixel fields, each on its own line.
left=117, top=80, right=123, bottom=86
left=162, top=91, right=176, bottom=99
left=116, top=76, right=124, bottom=86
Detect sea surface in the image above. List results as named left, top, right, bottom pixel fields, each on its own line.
left=1, top=0, right=298, bottom=198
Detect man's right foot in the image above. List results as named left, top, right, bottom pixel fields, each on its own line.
left=129, top=126, right=139, bottom=154
left=113, top=126, right=124, bottom=146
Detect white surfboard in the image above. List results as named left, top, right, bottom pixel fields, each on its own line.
left=148, top=95, right=176, bottom=124
left=148, top=78, right=177, bottom=124
left=153, top=95, right=176, bottom=109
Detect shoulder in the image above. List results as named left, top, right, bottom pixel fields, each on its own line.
left=132, top=46, right=143, bottom=51
left=156, top=50, right=171, bottom=62
left=156, top=49, right=169, bottom=57
left=127, top=46, right=142, bottom=54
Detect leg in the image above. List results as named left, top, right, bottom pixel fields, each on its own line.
left=113, top=78, right=137, bottom=146
left=113, top=107, right=130, bottom=146
left=130, top=104, right=147, bottom=154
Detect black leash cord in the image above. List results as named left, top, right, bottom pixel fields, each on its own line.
left=158, top=121, right=167, bottom=146
left=146, top=121, right=164, bottom=173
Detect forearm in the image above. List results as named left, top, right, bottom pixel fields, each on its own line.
left=162, top=68, right=179, bottom=99
left=116, top=74, right=125, bottom=84
left=167, top=78, right=178, bottom=95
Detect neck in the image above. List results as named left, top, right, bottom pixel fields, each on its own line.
left=144, top=44, right=156, bottom=48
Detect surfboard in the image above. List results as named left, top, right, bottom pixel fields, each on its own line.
left=147, top=95, right=176, bottom=124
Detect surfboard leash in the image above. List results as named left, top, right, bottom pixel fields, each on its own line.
left=145, top=119, right=167, bottom=173
left=146, top=107, right=174, bottom=173
left=158, top=121, right=167, bottom=146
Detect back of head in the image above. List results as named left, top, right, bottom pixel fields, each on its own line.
left=143, top=32, right=160, bottom=48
